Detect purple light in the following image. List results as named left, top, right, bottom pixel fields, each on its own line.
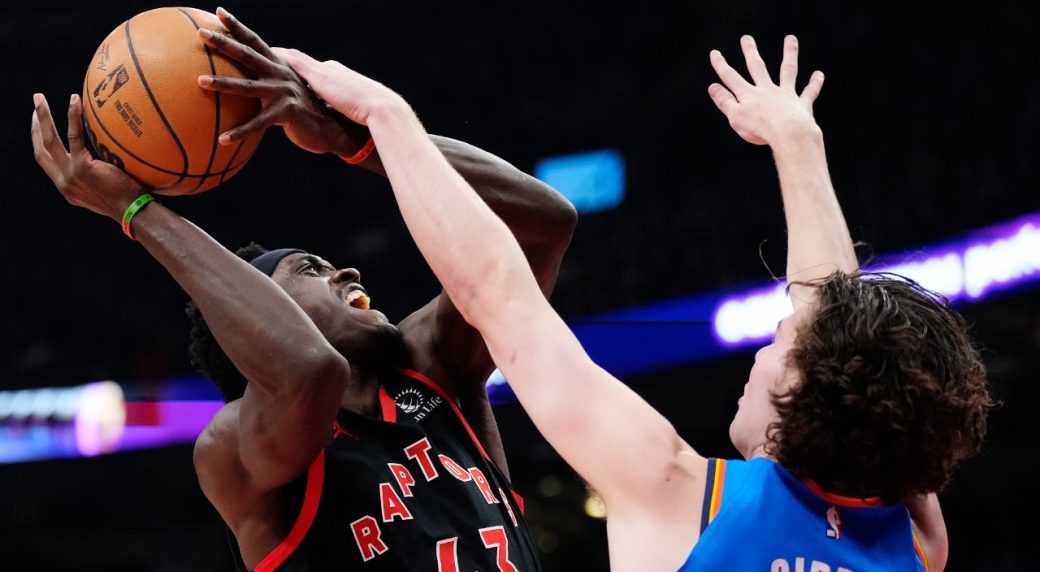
left=712, top=283, right=792, bottom=347
left=118, top=400, right=223, bottom=452
left=963, top=222, right=1040, bottom=299
left=876, top=251, right=964, bottom=301
left=712, top=213, right=1040, bottom=350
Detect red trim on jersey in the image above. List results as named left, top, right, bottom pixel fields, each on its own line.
left=511, top=491, right=525, bottom=514
left=804, top=480, right=883, bottom=507
left=379, top=385, right=398, bottom=423
left=254, top=451, right=326, bottom=572
left=395, top=368, right=526, bottom=515
left=396, top=368, right=492, bottom=463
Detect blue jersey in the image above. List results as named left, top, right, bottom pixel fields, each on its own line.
left=678, top=458, right=929, bottom=572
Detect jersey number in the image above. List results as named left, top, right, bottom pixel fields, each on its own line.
left=436, top=526, right=518, bottom=572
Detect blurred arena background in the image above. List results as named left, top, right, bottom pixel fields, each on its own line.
left=3, top=1, right=1039, bottom=570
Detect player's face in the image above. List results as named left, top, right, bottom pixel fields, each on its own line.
left=271, top=253, right=403, bottom=365
left=729, top=303, right=812, bottom=460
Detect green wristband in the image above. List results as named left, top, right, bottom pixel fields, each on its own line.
left=121, top=193, right=155, bottom=240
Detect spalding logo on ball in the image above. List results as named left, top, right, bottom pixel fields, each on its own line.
left=82, top=7, right=263, bottom=195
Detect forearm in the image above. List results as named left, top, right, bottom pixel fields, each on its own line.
left=367, top=101, right=538, bottom=323
left=132, top=203, right=344, bottom=392
left=431, top=136, right=576, bottom=254
left=354, top=134, right=576, bottom=265
left=770, top=123, right=858, bottom=304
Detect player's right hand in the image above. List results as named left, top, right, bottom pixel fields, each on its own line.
left=196, top=8, right=369, bottom=157
left=31, top=93, right=144, bottom=221
left=275, top=48, right=408, bottom=128
left=707, top=35, right=824, bottom=146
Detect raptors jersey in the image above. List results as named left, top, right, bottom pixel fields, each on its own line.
left=233, top=368, right=541, bottom=571
left=679, top=458, right=929, bottom=572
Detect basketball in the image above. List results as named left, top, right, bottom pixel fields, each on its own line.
left=82, top=7, right=263, bottom=195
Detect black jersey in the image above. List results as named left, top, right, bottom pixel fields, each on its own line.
left=236, top=368, right=541, bottom=572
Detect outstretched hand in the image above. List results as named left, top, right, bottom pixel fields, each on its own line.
left=708, top=35, right=824, bottom=145
left=31, top=93, right=144, bottom=221
left=195, top=8, right=365, bottom=156
left=274, top=48, right=405, bottom=127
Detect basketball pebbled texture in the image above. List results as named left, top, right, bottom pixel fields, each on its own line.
left=82, top=7, right=263, bottom=195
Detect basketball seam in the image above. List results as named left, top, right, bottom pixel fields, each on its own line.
left=220, top=140, right=248, bottom=185
left=124, top=18, right=190, bottom=183
left=83, top=92, right=253, bottom=180
left=175, top=8, right=222, bottom=195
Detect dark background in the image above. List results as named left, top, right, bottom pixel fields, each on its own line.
left=3, top=1, right=1039, bottom=570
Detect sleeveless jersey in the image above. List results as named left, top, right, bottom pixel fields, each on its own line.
left=679, top=458, right=929, bottom=572
left=233, top=368, right=541, bottom=572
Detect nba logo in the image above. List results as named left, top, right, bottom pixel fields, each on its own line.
left=826, top=506, right=842, bottom=540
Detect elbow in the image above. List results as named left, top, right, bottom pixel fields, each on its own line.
left=285, top=345, right=352, bottom=400
left=309, top=349, right=352, bottom=389
left=525, top=186, right=578, bottom=261
left=551, top=191, right=579, bottom=234
left=541, top=182, right=579, bottom=242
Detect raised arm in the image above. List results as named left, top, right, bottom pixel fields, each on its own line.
left=708, top=35, right=857, bottom=307
left=708, top=35, right=946, bottom=567
left=282, top=57, right=702, bottom=528
left=193, top=12, right=576, bottom=391
left=30, top=93, right=350, bottom=500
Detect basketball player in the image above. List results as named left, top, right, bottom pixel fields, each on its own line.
left=30, top=10, right=576, bottom=569
left=285, top=34, right=994, bottom=571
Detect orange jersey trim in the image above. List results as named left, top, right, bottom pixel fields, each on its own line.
left=913, top=531, right=930, bottom=572
left=708, top=459, right=727, bottom=523
left=804, top=480, right=883, bottom=508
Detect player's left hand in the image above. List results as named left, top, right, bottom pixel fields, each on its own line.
left=708, top=35, right=824, bottom=146
left=31, top=93, right=144, bottom=221
left=195, top=7, right=367, bottom=156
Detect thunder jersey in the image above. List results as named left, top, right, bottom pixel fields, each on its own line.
left=679, top=458, right=929, bottom=572
left=231, top=368, right=541, bottom=572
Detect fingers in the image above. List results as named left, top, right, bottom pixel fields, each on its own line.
left=709, top=50, right=753, bottom=97
left=31, top=103, right=60, bottom=180
left=215, top=7, right=275, bottom=60
left=272, top=47, right=318, bottom=67
left=30, top=93, right=68, bottom=176
left=740, top=35, right=773, bottom=86
left=273, top=47, right=327, bottom=87
left=198, top=74, right=271, bottom=98
left=707, top=83, right=738, bottom=117
left=268, top=47, right=324, bottom=93
left=778, top=35, right=799, bottom=90
left=800, top=70, right=825, bottom=104
left=67, top=93, right=87, bottom=157
left=218, top=105, right=278, bottom=144
left=198, top=27, right=276, bottom=76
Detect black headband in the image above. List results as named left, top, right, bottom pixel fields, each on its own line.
left=249, top=248, right=305, bottom=277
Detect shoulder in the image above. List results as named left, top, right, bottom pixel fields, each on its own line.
left=717, top=457, right=789, bottom=497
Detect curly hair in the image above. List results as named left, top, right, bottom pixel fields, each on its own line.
left=768, top=271, right=995, bottom=504
left=185, top=242, right=269, bottom=403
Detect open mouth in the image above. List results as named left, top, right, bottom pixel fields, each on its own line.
left=345, top=289, right=371, bottom=310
